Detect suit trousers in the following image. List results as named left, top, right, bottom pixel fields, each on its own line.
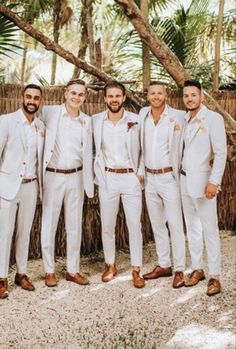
left=0, top=181, right=38, bottom=277
left=145, top=172, right=185, bottom=271
left=41, top=171, right=84, bottom=274
left=99, top=172, right=143, bottom=267
left=180, top=174, right=221, bottom=275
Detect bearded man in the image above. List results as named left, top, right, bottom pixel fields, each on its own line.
left=92, top=81, right=145, bottom=288
left=0, top=84, right=44, bottom=298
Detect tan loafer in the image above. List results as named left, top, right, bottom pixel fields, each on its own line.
left=101, top=265, right=117, bottom=283
left=45, top=273, right=57, bottom=287
left=0, top=278, right=8, bottom=299
left=66, top=272, right=90, bottom=285
left=185, top=269, right=205, bottom=287
left=132, top=270, right=145, bottom=288
left=207, top=278, right=221, bottom=296
left=143, top=265, right=172, bottom=280
left=15, top=273, right=35, bottom=291
left=173, top=271, right=185, bottom=288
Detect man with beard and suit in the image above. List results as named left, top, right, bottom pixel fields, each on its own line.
left=0, top=84, right=44, bottom=299
left=41, top=79, right=94, bottom=287
left=92, top=81, right=145, bottom=288
left=180, top=79, right=227, bottom=296
left=139, top=81, right=186, bottom=288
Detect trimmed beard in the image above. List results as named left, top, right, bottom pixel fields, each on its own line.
left=107, top=103, right=124, bottom=114
left=23, top=103, right=39, bottom=114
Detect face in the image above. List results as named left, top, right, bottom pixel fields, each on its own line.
left=183, top=86, right=203, bottom=111
left=104, top=87, right=126, bottom=113
left=147, top=85, right=166, bottom=108
left=65, top=83, right=86, bottom=110
left=22, top=88, right=42, bottom=114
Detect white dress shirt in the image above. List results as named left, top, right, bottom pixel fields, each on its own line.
left=49, top=106, right=83, bottom=169
left=102, top=112, right=132, bottom=168
left=20, top=111, right=37, bottom=179
left=144, top=107, right=171, bottom=169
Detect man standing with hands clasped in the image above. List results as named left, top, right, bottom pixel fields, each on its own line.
left=0, top=84, right=44, bottom=299
left=180, top=79, right=227, bottom=296
left=139, top=81, right=186, bottom=288
left=41, top=79, right=94, bottom=287
left=93, top=81, right=145, bottom=288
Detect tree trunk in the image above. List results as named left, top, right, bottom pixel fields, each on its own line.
left=20, top=33, right=28, bottom=84
left=213, top=0, right=225, bottom=91
left=86, top=0, right=95, bottom=66
left=51, top=0, right=63, bottom=85
left=140, top=0, right=150, bottom=91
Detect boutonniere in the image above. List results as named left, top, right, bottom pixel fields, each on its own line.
left=174, top=123, right=180, bottom=131
left=169, top=117, right=175, bottom=123
left=197, top=127, right=207, bottom=133
left=127, top=121, right=138, bottom=131
left=79, top=118, right=86, bottom=126
left=35, top=125, right=45, bottom=138
left=196, top=117, right=202, bottom=124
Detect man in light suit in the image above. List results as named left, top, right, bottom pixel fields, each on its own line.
left=93, top=81, right=145, bottom=288
left=41, top=79, right=94, bottom=287
left=0, top=84, right=44, bottom=299
left=139, top=82, right=186, bottom=288
left=181, top=79, right=227, bottom=296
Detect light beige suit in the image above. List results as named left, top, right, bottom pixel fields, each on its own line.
left=0, top=109, right=44, bottom=277
left=180, top=105, right=227, bottom=275
left=40, top=104, right=94, bottom=273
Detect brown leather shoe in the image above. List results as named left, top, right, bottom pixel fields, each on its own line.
left=101, top=265, right=117, bottom=283
left=45, top=273, right=57, bottom=287
left=143, top=265, right=172, bottom=280
left=132, top=270, right=145, bottom=288
left=15, top=273, right=35, bottom=291
left=207, top=278, right=221, bottom=296
left=173, top=271, right=185, bottom=288
left=0, top=278, right=8, bottom=299
left=66, top=272, right=90, bottom=285
left=185, top=269, right=205, bottom=287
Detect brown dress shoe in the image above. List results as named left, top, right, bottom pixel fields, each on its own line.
left=15, top=274, right=35, bottom=291
left=143, top=265, right=172, bottom=280
left=185, top=269, right=205, bottom=287
left=66, top=272, right=90, bottom=285
left=132, top=270, right=145, bottom=288
left=45, top=273, right=57, bottom=287
left=0, top=278, right=8, bottom=299
left=101, top=265, right=118, bottom=283
left=173, top=271, right=185, bottom=288
left=207, top=278, right=221, bottom=296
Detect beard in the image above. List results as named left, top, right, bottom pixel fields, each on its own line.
left=107, top=102, right=124, bottom=113
left=23, top=102, right=39, bottom=114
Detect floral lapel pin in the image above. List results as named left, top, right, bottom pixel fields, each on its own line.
left=195, top=117, right=202, bottom=124
left=35, top=125, right=45, bottom=139
left=127, top=121, right=138, bottom=131
left=169, top=117, right=175, bottom=123
left=174, top=123, right=180, bottom=131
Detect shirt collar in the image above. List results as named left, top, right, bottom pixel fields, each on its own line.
left=62, top=104, right=81, bottom=120
left=104, top=109, right=127, bottom=121
left=185, top=104, right=204, bottom=122
left=149, top=104, right=169, bottom=120
left=20, top=109, right=35, bottom=126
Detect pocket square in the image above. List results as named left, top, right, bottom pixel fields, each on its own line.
left=197, top=127, right=207, bottom=133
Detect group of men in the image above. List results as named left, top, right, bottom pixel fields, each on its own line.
left=0, top=78, right=227, bottom=300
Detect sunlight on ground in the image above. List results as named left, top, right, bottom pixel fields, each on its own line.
left=166, top=324, right=235, bottom=349
left=41, top=289, right=70, bottom=303
left=137, top=287, right=163, bottom=299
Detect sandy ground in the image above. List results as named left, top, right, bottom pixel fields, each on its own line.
left=0, top=230, right=235, bottom=349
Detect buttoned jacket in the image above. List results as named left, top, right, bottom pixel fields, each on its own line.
left=139, top=105, right=185, bottom=182
left=92, top=110, right=141, bottom=188
left=0, top=109, right=45, bottom=200
left=41, top=104, right=94, bottom=198
left=179, top=105, right=227, bottom=198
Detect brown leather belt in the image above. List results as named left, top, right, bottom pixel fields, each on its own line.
left=46, top=166, right=83, bottom=174
left=105, top=167, right=134, bottom=174
left=22, top=178, right=37, bottom=184
left=180, top=169, right=186, bottom=176
left=145, top=166, right=173, bottom=175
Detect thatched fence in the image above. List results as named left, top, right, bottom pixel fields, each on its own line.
left=0, top=84, right=235, bottom=262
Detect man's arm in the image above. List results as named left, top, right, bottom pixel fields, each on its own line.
left=0, top=116, right=9, bottom=158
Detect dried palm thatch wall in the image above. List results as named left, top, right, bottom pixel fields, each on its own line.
left=0, top=84, right=235, bottom=262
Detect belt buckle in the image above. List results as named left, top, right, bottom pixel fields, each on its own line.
left=161, top=168, right=165, bottom=174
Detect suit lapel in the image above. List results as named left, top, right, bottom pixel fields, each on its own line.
left=97, top=112, right=106, bottom=153
left=17, top=113, right=27, bottom=151
left=168, top=108, right=175, bottom=151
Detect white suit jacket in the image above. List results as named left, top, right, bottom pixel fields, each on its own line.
left=0, top=109, right=45, bottom=201
left=139, top=105, right=185, bottom=182
left=180, top=105, right=227, bottom=198
left=41, top=104, right=94, bottom=198
left=92, top=110, right=142, bottom=188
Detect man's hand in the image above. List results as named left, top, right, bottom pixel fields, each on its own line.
left=205, top=182, right=218, bottom=199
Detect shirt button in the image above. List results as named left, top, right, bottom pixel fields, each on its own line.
left=23, top=162, right=26, bottom=165
left=20, top=174, right=23, bottom=177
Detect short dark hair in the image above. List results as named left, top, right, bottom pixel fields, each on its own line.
left=66, top=79, right=86, bottom=89
left=23, top=84, right=42, bottom=95
left=183, top=79, right=202, bottom=91
left=104, top=81, right=126, bottom=96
